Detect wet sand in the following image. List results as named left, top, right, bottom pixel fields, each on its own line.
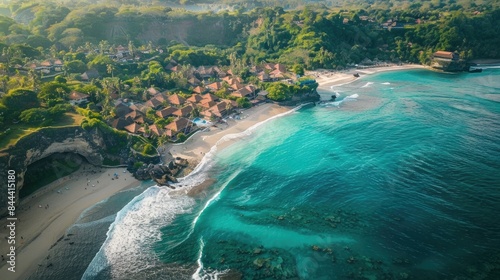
left=0, top=165, right=139, bottom=280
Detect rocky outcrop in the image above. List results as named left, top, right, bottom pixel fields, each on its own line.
left=278, top=91, right=320, bottom=106
left=132, top=157, right=189, bottom=188
left=0, top=126, right=127, bottom=216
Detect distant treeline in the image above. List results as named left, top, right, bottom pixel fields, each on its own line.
left=0, top=0, right=499, bottom=70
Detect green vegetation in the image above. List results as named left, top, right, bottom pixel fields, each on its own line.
left=264, top=80, right=318, bottom=102
left=0, top=112, right=83, bottom=150
left=131, top=137, right=157, bottom=156
left=1, top=88, right=39, bottom=118
left=0, top=0, right=499, bottom=150
left=236, top=97, right=251, bottom=108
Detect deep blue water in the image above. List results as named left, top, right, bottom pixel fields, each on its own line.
left=35, top=68, right=500, bottom=280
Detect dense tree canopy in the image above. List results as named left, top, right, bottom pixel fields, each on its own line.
left=37, top=82, right=71, bottom=106
left=1, top=88, right=39, bottom=118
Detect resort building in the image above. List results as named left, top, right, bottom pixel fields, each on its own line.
left=433, top=51, right=460, bottom=61
left=68, top=91, right=90, bottom=106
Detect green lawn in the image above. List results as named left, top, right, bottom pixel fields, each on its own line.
left=0, top=112, right=84, bottom=150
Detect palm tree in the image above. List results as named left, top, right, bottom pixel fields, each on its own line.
left=106, top=64, right=115, bottom=78
left=225, top=101, right=234, bottom=116
left=128, top=41, right=135, bottom=57
left=27, top=69, right=40, bottom=91
left=99, top=40, right=109, bottom=54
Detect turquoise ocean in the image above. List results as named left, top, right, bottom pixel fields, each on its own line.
left=30, top=68, right=500, bottom=280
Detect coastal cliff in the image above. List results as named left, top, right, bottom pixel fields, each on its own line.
left=0, top=126, right=130, bottom=216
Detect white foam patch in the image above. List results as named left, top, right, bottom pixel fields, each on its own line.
left=83, top=103, right=308, bottom=279
left=361, top=82, right=374, bottom=88
left=82, top=187, right=196, bottom=279
left=319, top=93, right=359, bottom=108
left=381, top=82, right=391, bottom=85
left=192, top=238, right=230, bottom=280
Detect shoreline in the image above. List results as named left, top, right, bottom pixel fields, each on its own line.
left=164, top=64, right=429, bottom=198
left=312, top=64, right=426, bottom=91
left=0, top=64, right=427, bottom=279
left=0, top=164, right=140, bottom=280
left=165, top=102, right=292, bottom=167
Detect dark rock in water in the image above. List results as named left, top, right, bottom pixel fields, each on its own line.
left=253, top=248, right=263, bottom=254
left=175, top=157, right=189, bottom=167
left=133, top=158, right=188, bottom=186
left=253, top=258, right=267, bottom=269
left=167, top=160, right=176, bottom=170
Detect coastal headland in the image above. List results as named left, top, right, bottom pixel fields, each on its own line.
left=0, top=63, right=427, bottom=279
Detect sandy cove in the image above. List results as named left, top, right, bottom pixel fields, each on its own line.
left=166, top=102, right=291, bottom=165
left=0, top=165, right=139, bottom=280
left=311, top=64, right=426, bottom=91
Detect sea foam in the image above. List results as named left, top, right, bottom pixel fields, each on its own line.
left=82, top=103, right=308, bottom=279
left=319, top=93, right=359, bottom=108
left=361, top=82, right=374, bottom=88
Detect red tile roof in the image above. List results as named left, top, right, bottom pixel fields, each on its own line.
left=207, top=82, right=223, bottom=91
left=68, top=91, right=89, bottom=100
left=173, top=105, right=194, bottom=117
left=168, top=94, right=186, bottom=106
left=156, top=107, right=177, bottom=118
left=193, top=86, right=204, bottom=94
left=187, top=94, right=204, bottom=103
left=149, top=124, right=163, bottom=136
left=202, top=93, right=219, bottom=102
left=124, top=123, right=145, bottom=134
left=433, top=51, right=458, bottom=59
left=165, top=117, right=190, bottom=132
left=145, top=98, right=163, bottom=109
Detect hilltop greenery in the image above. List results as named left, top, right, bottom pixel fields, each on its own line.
left=1, top=0, right=499, bottom=149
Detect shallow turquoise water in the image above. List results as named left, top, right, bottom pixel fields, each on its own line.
left=80, top=68, right=500, bottom=280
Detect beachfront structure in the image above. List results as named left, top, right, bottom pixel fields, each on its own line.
left=165, top=117, right=191, bottom=134
left=200, top=101, right=229, bottom=119
left=432, top=51, right=463, bottom=71
left=433, top=51, right=460, bottom=61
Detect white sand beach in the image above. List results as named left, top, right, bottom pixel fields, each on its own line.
left=167, top=102, right=290, bottom=165
left=0, top=165, right=139, bottom=280
left=312, top=64, right=426, bottom=91
left=0, top=63, right=429, bottom=280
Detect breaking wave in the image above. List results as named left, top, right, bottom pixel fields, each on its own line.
left=82, top=104, right=307, bottom=279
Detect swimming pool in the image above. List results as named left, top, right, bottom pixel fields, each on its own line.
left=192, top=117, right=212, bottom=127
